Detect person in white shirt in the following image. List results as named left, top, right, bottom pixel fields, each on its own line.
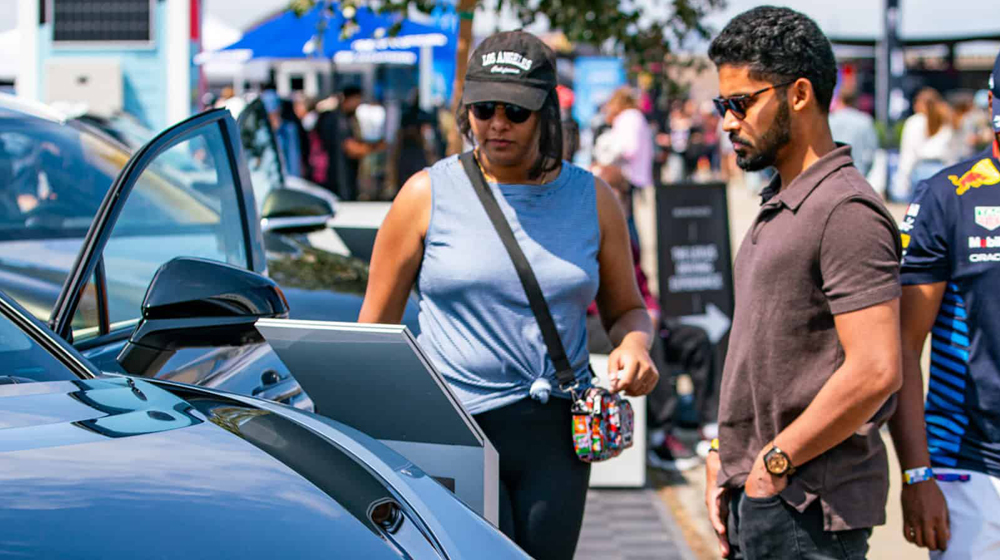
left=892, top=87, right=957, bottom=202
left=599, top=87, right=656, bottom=279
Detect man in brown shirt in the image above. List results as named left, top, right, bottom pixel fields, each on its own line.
left=704, top=7, right=903, bottom=559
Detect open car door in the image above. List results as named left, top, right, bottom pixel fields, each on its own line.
left=45, top=109, right=311, bottom=408
left=49, top=108, right=264, bottom=340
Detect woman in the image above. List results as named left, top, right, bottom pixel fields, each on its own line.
left=358, top=31, right=657, bottom=559
left=892, top=87, right=957, bottom=201
left=386, top=98, right=432, bottom=200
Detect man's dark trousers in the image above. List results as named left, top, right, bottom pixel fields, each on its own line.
left=726, top=490, right=871, bottom=560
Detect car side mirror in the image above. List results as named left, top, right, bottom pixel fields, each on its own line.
left=261, top=188, right=334, bottom=233
left=117, top=257, right=289, bottom=376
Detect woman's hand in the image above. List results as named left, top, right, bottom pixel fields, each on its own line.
left=608, top=337, right=659, bottom=396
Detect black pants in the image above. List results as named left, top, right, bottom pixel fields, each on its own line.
left=656, top=320, right=717, bottom=430
left=474, top=398, right=591, bottom=560
left=727, top=490, right=871, bottom=560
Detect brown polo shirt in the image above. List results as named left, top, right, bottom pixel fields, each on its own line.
left=717, top=145, right=902, bottom=532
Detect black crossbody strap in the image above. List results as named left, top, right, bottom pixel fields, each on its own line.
left=459, top=151, right=577, bottom=389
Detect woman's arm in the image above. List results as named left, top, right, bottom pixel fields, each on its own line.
left=358, top=170, right=432, bottom=324
left=592, top=177, right=658, bottom=396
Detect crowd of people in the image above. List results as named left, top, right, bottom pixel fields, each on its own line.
left=890, top=85, right=995, bottom=201
left=211, top=84, right=449, bottom=203
left=234, top=59, right=996, bottom=215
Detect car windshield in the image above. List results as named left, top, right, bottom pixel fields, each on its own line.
left=0, top=115, right=127, bottom=321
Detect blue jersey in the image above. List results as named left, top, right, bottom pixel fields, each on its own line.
left=901, top=148, right=1000, bottom=477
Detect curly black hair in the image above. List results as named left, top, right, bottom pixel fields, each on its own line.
left=456, top=89, right=563, bottom=181
left=708, top=6, right=837, bottom=113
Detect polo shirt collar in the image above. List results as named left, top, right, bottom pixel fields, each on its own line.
left=759, top=144, right=856, bottom=212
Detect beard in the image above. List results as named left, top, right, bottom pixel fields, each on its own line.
left=731, top=101, right=791, bottom=171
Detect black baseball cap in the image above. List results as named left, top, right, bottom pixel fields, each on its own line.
left=462, top=30, right=557, bottom=112
left=991, top=48, right=1000, bottom=132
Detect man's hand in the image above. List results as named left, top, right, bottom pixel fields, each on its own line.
left=901, top=480, right=950, bottom=551
left=705, top=451, right=731, bottom=558
left=744, top=447, right=789, bottom=499
left=892, top=283, right=950, bottom=552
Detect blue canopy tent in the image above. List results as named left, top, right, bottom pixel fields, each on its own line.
left=194, top=4, right=453, bottom=109
left=216, top=4, right=448, bottom=63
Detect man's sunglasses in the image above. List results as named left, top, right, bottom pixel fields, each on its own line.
left=470, top=102, right=533, bottom=124
left=712, top=80, right=796, bottom=119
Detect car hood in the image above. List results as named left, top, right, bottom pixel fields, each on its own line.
left=0, top=377, right=399, bottom=559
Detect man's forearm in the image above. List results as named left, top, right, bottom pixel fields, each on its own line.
left=343, top=138, right=379, bottom=159
left=775, top=357, right=901, bottom=468
left=888, top=347, right=933, bottom=471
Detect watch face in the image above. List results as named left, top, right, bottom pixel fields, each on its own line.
left=765, top=450, right=789, bottom=475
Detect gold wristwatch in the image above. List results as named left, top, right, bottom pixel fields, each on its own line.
left=763, top=445, right=795, bottom=477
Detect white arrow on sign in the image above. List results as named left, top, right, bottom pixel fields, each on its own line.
left=677, top=302, right=732, bottom=344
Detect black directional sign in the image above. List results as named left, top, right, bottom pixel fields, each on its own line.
left=656, top=182, right=735, bottom=421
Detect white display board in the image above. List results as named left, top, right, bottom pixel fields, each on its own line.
left=255, top=319, right=499, bottom=524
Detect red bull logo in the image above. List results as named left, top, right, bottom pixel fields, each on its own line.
left=949, top=159, right=1000, bottom=196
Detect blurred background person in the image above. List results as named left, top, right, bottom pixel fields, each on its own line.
left=386, top=96, right=436, bottom=200
left=600, top=87, right=654, bottom=251
left=262, top=89, right=302, bottom=178
left=892, top=87, right=957, bottom=202
left=298, top=95, right=330, bottom=188
left=830, top=86, right=879, bottom=178
left=291, top=92, right=314, bottom=180
left=279, top=96, right=306, bottom=178
left=953, top=90, right=993, bottom=159
left=562, top=118, right=580, bottom=162
left=318, top=85, right=386, bottom=201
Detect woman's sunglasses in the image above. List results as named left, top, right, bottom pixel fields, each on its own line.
left=712, top=80, right=796, bottom=119
left=470, top=102, right=533, bottom=124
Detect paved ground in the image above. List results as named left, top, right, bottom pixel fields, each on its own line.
left=578, top=488, right=698, bottom=560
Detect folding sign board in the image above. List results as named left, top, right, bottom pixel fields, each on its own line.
left=255, top=319, right=499, bottom=524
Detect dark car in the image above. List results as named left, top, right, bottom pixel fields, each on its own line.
left=0, top=287, right=526, bottom=559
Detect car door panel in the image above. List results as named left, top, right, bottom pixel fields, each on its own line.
left=50, top=109, right=310, bottom=410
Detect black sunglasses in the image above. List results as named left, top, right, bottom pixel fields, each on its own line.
left=470, top=102, right=533, bottom=124
left=712, top=80, right=796, bottom=119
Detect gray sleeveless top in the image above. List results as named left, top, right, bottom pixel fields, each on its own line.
left=416, top=154, right=601, bottom=414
